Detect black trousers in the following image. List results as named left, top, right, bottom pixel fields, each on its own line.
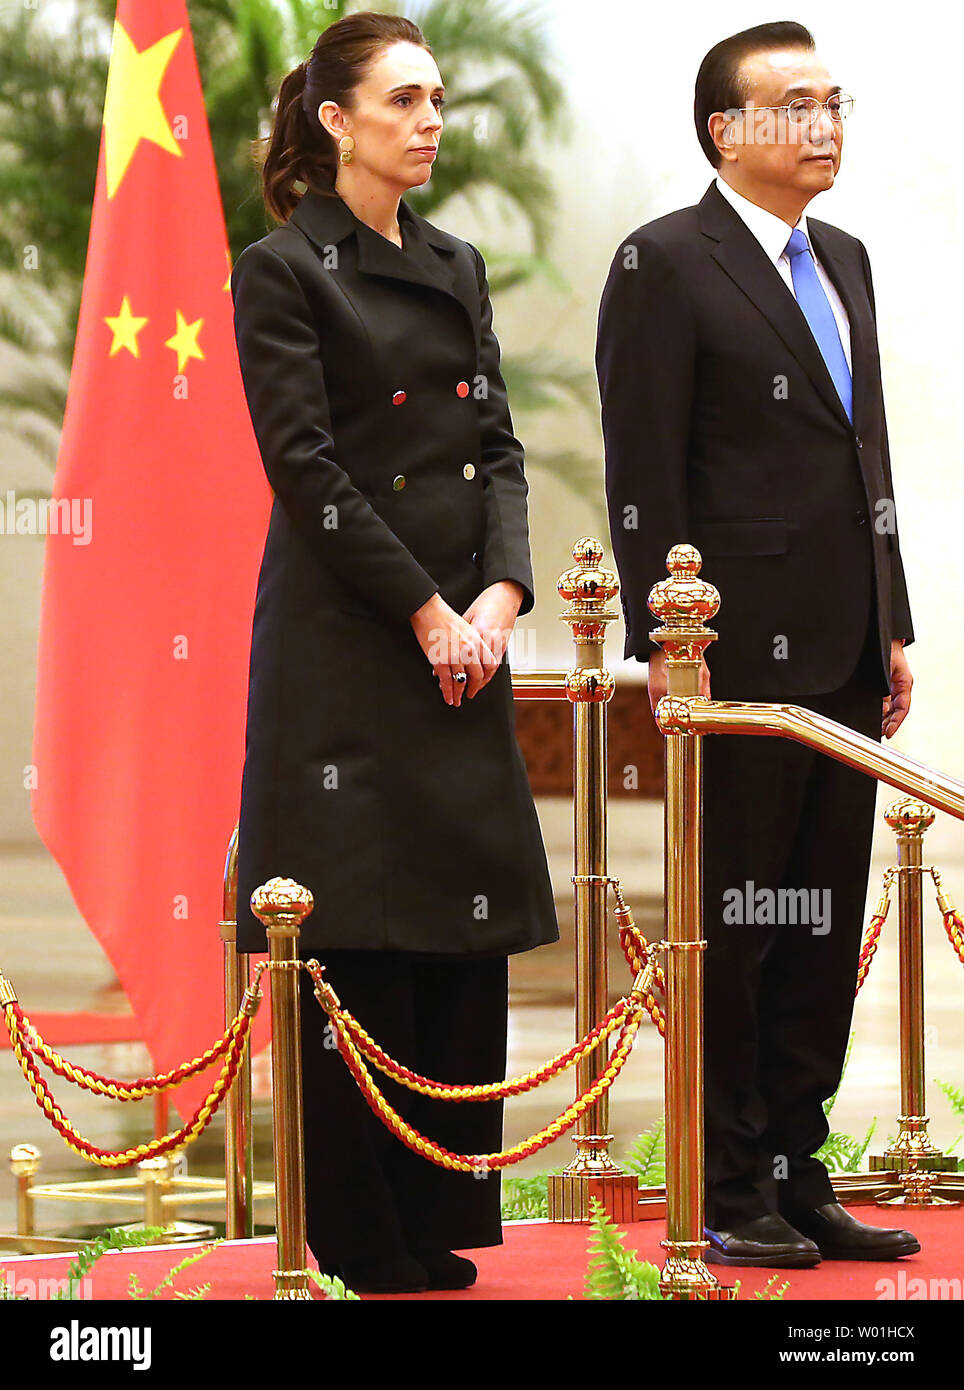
left=297, top=949, right=509, bottom=1266
left=701, top=597, right=886, bottom=1229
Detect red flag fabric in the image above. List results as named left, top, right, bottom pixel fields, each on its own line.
left=31, top=0, right=272, bottom=1122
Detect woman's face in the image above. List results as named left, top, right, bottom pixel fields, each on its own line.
left=319, top=41, right=444, bottom=191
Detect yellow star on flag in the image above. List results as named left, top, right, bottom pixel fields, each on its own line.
left=102, top=22, right=183, bottom=198
left=104, top=295, right=149, bottom=357
left=165, top=310, right=205, bottom=373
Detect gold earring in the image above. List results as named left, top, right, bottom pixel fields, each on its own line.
left=338, top=135, right=354, bottom=165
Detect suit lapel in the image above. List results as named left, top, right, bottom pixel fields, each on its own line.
left=288, top=188, right=480, bottom=351
left=698, top=182, right=856, bottom=433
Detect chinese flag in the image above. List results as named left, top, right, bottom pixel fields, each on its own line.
left=31, top=1, right=272, bottom=1122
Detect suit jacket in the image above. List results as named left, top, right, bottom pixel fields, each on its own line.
left=595, top=179, right=914, bottom=701
left=229, top=189, right=558, bottom=956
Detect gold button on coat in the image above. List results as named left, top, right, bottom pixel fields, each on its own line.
left=392, top=474, right=406, bottom=491
left=462, top=463, right=476, bottom=480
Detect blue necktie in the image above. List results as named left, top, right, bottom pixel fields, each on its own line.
left=784, top=227, right=853, bottom=423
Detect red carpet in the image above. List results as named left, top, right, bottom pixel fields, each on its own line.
left=2, top=1205, right=960, bottom=1300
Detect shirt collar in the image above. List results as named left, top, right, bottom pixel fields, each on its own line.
left=714, top=174, right=810, bottom=264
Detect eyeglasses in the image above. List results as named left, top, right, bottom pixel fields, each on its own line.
left=732, top=94, right=854, bottom=125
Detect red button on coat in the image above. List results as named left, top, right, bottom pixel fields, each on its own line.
left=392, top=390, right=407, bottom=405
left=456, top=381, right=469, bottom=398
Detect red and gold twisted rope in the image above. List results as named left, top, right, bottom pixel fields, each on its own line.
left=15, top=1003, right=246, bottom=1099
left=616, top=925, right=666, bottom=1035
left=328, top=1000, right=643, bottom=1171
left=855, top=909, right=889, bottom=995
left=609, top=878, right=667, bottom=1036
left=930, top=867, right=964, bottom=968
left=3, top=1001, right=251, bottom=1168
left=304, top=959, right=633, bottom=1100
left=941, top=906, right=964, bottom=966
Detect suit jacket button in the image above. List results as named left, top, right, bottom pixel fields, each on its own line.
left=854, top=510, right=867, bottom=525
left=392, top=390, right=407, bottom=405
left=456, top=381, right=470, bottom=398
left=462, top=463, right=476, bottom=479
left=472, top=551, right=479, bottom=563
left=855, top=434, right=863, bottom=448
left=393, top=474, right=406, bottom=491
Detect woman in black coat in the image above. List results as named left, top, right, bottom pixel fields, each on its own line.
left=230, top=13, right=559, bottom=1293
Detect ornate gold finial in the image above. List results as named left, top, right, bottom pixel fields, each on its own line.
left=251, top=877, right=315, bottom=927
left=648, top=544, right=720, bottom=630
left=884, top=798, right=935, bottom=835
left=647, top=545, right=719, bottom=680
left=556, top=537, right=618, bottom=704
left=556, top=535, right=619, bottom=611
left=10, top=1143, right=41, bottom=1177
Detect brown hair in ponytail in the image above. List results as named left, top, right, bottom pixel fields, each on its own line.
left=253, top=12, right=432, bottom=224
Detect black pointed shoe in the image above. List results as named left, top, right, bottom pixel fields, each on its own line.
left=411, top=1250, right=478, bottom=1290
left=335, top=1252, right=430, bottom=1293
left=704, top=1212, right=822, bottom=1267
left=780, top=1201, right=921, bottom=1260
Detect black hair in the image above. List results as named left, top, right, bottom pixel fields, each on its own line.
left=694, top=21, right=816, bottom=167
left=254, top=11, right=432, bottom=223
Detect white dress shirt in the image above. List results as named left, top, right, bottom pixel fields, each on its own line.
left=714, top=174, right=852, bottom=371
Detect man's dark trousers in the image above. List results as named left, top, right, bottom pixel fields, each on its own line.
left=700, top=582, right=888, bottom=1229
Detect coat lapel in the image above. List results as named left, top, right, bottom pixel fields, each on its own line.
left=288, top=188, right=481, bottom=351
left=698, top=181, right=856, bottom=433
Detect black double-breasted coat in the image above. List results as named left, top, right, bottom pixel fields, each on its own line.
left=230, top=187, right=559, bottom=958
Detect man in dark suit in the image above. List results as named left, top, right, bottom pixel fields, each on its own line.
left=596, top=21, right=919, bottom=1266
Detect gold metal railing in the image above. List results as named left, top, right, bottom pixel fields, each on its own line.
left=648, top=542, right=964, bottom=1296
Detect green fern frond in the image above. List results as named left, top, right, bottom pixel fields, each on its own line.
left=584, top=1197, right=667, bottom=1299
left=306, top=1268, right=361, bottom=1300
left=934, top=1080, right=964, bottom=1121
left=53, top=1226, right=165, bottom=1298
left=622, top=1118, right=666, bottom=1185
left=127, top=1241, right=222, bottom=1300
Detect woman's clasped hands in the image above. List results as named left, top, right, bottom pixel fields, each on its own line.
left=410, top=580, right=524, bottom=706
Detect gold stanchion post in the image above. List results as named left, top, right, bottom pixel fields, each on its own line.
left=252, top=877, right=314, bottom=1299
left=548, top=537, right=641, bottom=1222
left=11, top=1144, right=40, bottom=1240
left=221, top=827, right=254, bottom=1239
left=870, top=798, right=959, bottom=1206
left=649, top=544, right=734, bottom=1298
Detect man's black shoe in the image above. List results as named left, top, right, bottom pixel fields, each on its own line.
left=781, top=1201, right=920, bottom=1260
left=704, top=1213, right=822, bottom=1267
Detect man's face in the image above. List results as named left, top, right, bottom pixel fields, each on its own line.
left=723, top=47, right=843, bottom=196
